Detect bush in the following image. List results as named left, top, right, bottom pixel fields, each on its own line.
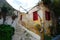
left=44, top=34, right=52, bottom=40
left=0, top=24, right=15, bottom=40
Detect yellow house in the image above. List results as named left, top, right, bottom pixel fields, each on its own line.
left=18, top=2, right=53, bottom=36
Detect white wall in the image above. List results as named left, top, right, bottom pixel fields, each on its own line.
left=0, top=16, right=18, bottom=28
left=0, top=18, right=3, bottom=24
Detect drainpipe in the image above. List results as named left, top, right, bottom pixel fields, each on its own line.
left=37, top=10, right=44, bottom=40
left=38, top=1, right=45, bottom=40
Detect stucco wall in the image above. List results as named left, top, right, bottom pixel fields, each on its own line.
left=0, top=16, right=18, bottom=28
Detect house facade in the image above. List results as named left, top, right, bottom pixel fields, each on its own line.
left=18, top=2, right=54, bottom=37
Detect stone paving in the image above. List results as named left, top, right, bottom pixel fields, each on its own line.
left=12, top=24, right=39, bottom=40
left=0, top=16, right=40, bottom=40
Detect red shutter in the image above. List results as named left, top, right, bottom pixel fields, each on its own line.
left=20, top=15, right=22, bottom=20
left=33, top=11, right=38, bottom=21
left=45, top=11, right=50, bottom=21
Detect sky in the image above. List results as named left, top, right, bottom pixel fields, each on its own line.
left=6, top=0, right=41, bottom=13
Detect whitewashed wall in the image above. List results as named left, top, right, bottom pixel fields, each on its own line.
left=0, top=16, right=18, bottom=28
left=0, top=18, right=3, bottom=24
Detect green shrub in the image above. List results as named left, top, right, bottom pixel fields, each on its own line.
left=0, top=24, right=15, bottom=40
left=44, top=34, right=52, bottom=40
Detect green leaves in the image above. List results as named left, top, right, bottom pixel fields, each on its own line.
left=42, top=0, right=60, bottom=8
left=42, top=0, right=60, bottom=16
left=1, top=6, right=8, bottom=13
left=0, top=24, right=15, bottom=40
left=42, top=0, right=51, bottom=5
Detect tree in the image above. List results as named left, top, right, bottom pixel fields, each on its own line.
left=1, top=5, right=14, bottom=24
left=1, top=6, right=8, bottom=24
left=42, top=0, right=60, bottom=16
left=42, top=0, right=60, bottom=35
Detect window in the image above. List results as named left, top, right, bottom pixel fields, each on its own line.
left=20, top=15, right=22, bottom=20
left=45, top=11, right=50, bottom=21
left=33, top=11, right=38, bottom=21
